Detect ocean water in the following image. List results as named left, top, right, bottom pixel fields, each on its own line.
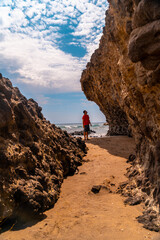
left=57, top=122, right=109, bottom=138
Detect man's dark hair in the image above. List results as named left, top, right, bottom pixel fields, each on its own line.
left=83, top=110, right=87, bottom=114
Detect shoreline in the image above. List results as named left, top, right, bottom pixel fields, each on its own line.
left=57, top=122, right=109, bottom=139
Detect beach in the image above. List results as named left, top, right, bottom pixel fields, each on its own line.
left=57, top=122, right=109, bottom=138
left=1, top=136, right=159, bottom=240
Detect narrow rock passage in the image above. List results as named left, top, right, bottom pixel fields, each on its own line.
left=1, top=137, right=159, bottom=240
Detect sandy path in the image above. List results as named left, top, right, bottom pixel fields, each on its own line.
left=1, top=137, right=159, bottom=240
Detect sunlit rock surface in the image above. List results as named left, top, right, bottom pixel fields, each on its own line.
left=81, top=0, right=160, bottom=230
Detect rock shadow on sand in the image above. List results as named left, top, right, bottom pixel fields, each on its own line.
left=0, top=214, right=47, bottom=234
left=88, top=136, right=135, bottom=159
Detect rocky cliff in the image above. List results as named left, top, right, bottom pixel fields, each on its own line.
left=0, top=74, right=86, bottom=221
left=81, top=0, right=160, bottom=230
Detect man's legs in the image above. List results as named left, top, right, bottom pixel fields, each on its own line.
left=86, top=131, right=88, bottom=140
left=84, top=125, right=89, bottom=140
left=84, top=131, right=86, bottom=140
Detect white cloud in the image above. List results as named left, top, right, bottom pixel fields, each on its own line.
left=26, top=7, right=36, bottom=18
left=10, top=8, right=28, bottom=27
left=72, top=1, right=108, bottom=59
left=0, top=30, right=85, bottom=91
left=0, top=6, right=12, bottom=28
left=0, top=0, right=108, bottom=92
left=0, top=0, right=12, bottom=7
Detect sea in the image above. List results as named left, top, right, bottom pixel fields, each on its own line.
left=57, top=122, right=109, bottom=138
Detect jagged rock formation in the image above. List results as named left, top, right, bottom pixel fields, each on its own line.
left=81, top=0, right=132, bottom=136
left=0, top=74, right=86, bottom=221
left=81, top=0, right=160, bottom=230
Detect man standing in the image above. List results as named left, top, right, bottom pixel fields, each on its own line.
left=82, top=110, right=92, bottom=140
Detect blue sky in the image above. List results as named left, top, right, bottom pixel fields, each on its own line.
left=0, top=0, right=108, bottom=124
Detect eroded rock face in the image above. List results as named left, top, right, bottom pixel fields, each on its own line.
left=81, top=0, right=160, bottom=229
left=81, top=1, right=133, bottom=136
left=0, top=75, right=86, bottom=220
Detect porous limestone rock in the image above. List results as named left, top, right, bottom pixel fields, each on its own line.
left=81, top=0, right=160, bottom=230
left=0, top=74, right=86, bottom=220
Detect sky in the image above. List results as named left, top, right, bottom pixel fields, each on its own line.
left=0, top=0, right=108, bottom=124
